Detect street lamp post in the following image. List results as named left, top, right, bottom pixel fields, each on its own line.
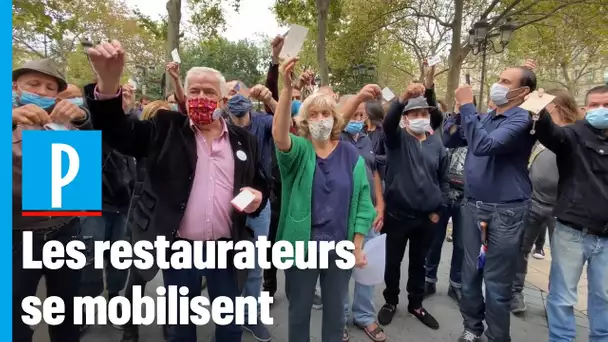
left=468, top=18, right=516, bottom=110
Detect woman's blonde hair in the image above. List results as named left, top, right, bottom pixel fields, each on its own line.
left=141, top=100, right=171, bottom=120
left=546, top=89, right=581, bottom=124
left=297, top=92, right=344, bottom=140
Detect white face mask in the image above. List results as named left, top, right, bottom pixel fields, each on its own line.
left=407, top=118, right=430, bottom=134
left=489, top=83, right=510, bottom=106
left=309, top=117, right=334, bottom=141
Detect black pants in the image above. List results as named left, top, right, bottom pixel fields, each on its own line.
left=383, top=207, right=434, bottom=309
left=263, top=195, right=281, bottom=294
left=13, top=220, right=82, bottom=342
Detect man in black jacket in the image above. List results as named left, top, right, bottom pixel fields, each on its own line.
left=85, top=40, right=270, bottom=342
left=535, top=85, right=608, bottom=342
left=378, top=83, right=448, bottom=331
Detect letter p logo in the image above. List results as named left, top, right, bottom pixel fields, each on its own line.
left=51, top=143, right=80, bottom=208
left=21, top=130, right=102, bottom=215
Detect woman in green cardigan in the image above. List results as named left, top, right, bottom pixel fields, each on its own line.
left=271, top=57, right=377, bottom=342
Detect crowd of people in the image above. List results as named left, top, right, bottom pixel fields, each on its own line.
left=11, top=32, right=608, bottom=342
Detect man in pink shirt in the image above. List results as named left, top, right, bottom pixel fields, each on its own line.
left=84, top=40, right=270, bottom=342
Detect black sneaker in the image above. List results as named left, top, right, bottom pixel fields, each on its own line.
left=408, top=307, right=439, bottom=330
left=448, top=285, right=462, bottom=304
left=458, top=330, right=481, bottom=342
left=79, top=324, right=90, bottom=335
left=120, top=327, right=139, bottom=342
left=532, top=248, right=545, bottom=260
left=424, top=282, right=436, bottom=298
left=378, top=303, right=397, bottom=325
left=510, top=292, right=527, bottom=313
left=242, top=323, right=272, bottom=341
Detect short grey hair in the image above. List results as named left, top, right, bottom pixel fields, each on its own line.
left=184, top=67, right=227, bottom=97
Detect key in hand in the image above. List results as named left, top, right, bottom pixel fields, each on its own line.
left=530, top=113, right=540, bottom=135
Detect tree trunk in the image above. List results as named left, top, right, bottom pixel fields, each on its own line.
left=316, top=0, right=330, bottom=86
left=559, top=61, right=577, bottom=99
left=165, top=0, right=181, bottom=97
left=444, top=0, right=463, bottom=110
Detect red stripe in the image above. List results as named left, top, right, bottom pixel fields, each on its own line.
left=22, top=211, right=102, bottom=217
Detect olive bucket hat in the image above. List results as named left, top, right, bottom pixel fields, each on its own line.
left=12, top=58, right=67, bottom=92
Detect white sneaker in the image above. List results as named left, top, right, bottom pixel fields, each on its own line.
left=532, top=248, right=545, bottom=259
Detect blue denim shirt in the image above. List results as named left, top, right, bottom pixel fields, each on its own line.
left=442, top=103, right=535, bottom=203
left=340, top=132, right=377, bottom=205
left=244, top=112, right=274, bottom=176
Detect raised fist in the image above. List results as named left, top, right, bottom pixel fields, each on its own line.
left=86, top=40, right=125, bottom=95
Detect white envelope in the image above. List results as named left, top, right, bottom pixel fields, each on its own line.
left=427, top=55, right=441, bottom=66
left=231, top=189, right=255, bottom=212
left=381, top=87, right=395, bottom=101
left=520, top=91, right=556, bottom=114
left=44, top=123, right=68, bottom=131
left=353, top=234, right=386, bottom=286
left=171, top=49, right=181, bottom=64
left=279, top=24, right=309, bottom=59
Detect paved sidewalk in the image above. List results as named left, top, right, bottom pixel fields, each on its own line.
left=31, top=242, right=590, bottom=342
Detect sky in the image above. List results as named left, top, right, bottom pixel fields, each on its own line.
left=126, top=0, right=286, bottom=42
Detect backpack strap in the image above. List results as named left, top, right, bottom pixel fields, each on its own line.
left=528, top=143, right=546, bottom=169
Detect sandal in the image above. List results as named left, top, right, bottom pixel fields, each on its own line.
left=342, top=328, right=350, bottom=342
left=355, top=321, right=387, bottom=342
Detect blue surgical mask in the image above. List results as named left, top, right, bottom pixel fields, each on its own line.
left=487, top=108, right=493, bottom=113
left=67, top=97, right=84, bottom=106
left=586, top=107, right=608, bottom=129
left=345, top=120, right=364, bottom=134
left=489, top=83, right=509, bottom=106
left=13, top=90, right=56, bottom=109
left=227, top=94, right=253, bottom=118
left=170, top=103, right=179, bottom=111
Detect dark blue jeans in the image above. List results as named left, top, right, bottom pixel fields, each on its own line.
left=79, top=212, right=129, bottom=297
left=425, top=198, right=463, bottom=287
left=13, top=220, right=82, bottom=342
left=460, top=199, right=529, bottom=342
left=163, top=241, right=243, bottom=342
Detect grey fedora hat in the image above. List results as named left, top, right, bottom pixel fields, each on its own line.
left=13, top=58, right=67, bottom=92
left=402, top=96, right=435, bottom=114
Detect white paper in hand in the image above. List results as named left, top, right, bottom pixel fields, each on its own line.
left=171, top=49, right=181, bottom=64
left=381, top=87, right=395, bottom=101
left=520, top=91, right=556, bottom=114
left=427, top=55, right=441, bottom=66
left=231, top=189, right=255, bottom=212
left=128, top=78, right=137, bottom=90
left=44, top=123, right=68, bottom=131
left=279, top=24, right=309, bottom=59
left=353, top=234, right=386, bottom=286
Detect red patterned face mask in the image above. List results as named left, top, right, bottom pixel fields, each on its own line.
left=187, top=97, right=222, bottom=125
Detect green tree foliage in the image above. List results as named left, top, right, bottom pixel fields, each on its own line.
left=189, top=0, right=241, bottom=40
left=505, top=2, right=608, bottom=98
left=180, top=37, right=266, bottom=87
left=13, top=0, right=164, bottom=88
